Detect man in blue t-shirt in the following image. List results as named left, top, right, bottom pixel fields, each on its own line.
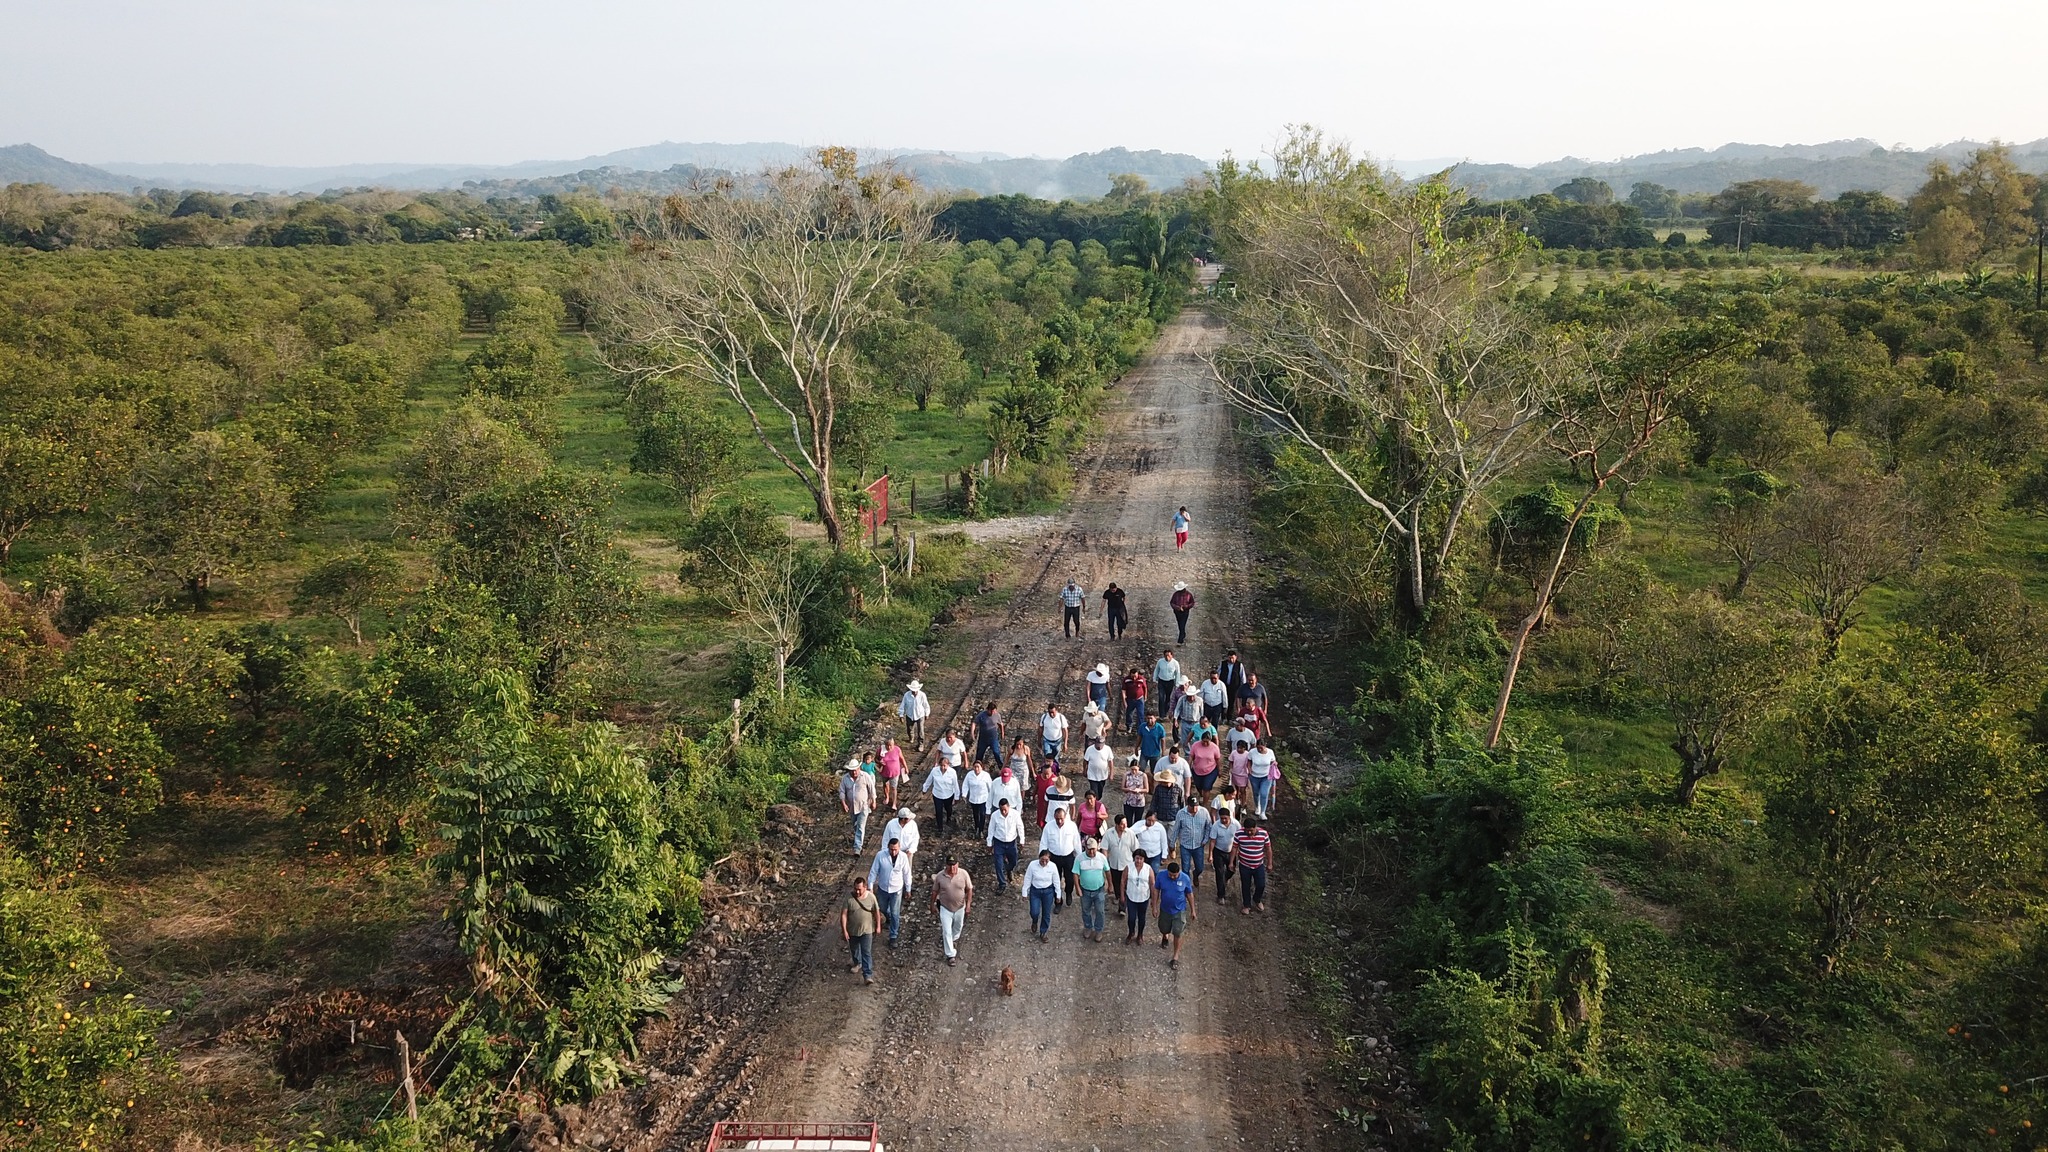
left=1153, top=858, right=1197, bottom=967
left=1138, top=717, right=1167, bottom=770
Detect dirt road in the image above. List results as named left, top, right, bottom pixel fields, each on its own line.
left=563, top=306, right=1338, bottom=1152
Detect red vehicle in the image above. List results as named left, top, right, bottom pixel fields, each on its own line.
left=703, top=1121, right=883, bottom=1152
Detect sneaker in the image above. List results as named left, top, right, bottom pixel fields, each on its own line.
left=863, top=974, right=874, bottom=985
left=947, top=955, right=957, bottom=967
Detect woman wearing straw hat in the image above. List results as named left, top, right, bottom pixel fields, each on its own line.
left=1169, top=581, right=1195, bottom=644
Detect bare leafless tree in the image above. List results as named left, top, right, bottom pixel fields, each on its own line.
left=693, top=519, right=822, bottom=698
left=1208, top=127, right=1561, bottom=625
left=1772, top=464, right=1922, bottom=659
left=595, top=149, right=935, bottom=548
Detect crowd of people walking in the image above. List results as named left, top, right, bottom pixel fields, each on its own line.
left=836, top=545, right=1284, bottom=986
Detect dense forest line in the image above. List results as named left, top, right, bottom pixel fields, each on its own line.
left=1215, top=129, right=2048, bottom=1151
left=0, top=158, right=1200, bottom=1149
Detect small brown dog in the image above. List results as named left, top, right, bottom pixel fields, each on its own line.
left=999, top=966, right=1016, bottom=996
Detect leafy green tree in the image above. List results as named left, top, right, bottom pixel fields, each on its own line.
left=628, top=394, right=747, bottom=515
left=394, top=402, right=550, bottom=538
left=1705, top=469, right=1787, bottom=598
left=0, top=849, right=165, bottom=1148
left=1552, top=177, right=1614, bottom=206
left=1627, top=182, right=1679, bottom=218
left=0, top=427, right=91, bottom=567
left=119, top=428, right=291, bottom=608
left=432, top=671, right=685, bottom=1098
left=1804, top=334, right=1890, bottom=442
left=1625, top=590, right=1815, bottom=804
left=1763, top=637, right=2041, bottom=974
left=446, top=472, right=637, bottom=697
left=465, top=291, right=571, bottom=438
left=866, top=319, right=968, bottom=412
left=680, top=501, right=823, bottom=697
left=294, top=544, right=403, bottom=645
left=0, top=676, right=168, bottom=874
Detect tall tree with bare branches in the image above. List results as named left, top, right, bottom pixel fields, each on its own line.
left=1209, top=127, right=1561, bottom=627
left=596, top=149, right=934, bottom=549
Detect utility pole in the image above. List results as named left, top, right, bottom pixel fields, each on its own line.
left=2036, top=219, right=2043, bottom=311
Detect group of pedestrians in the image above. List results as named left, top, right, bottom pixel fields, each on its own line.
left=835, top=573, right=1286, bottom=985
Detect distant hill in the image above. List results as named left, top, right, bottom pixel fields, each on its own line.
left=1445, top=138, right=2048, bottom=200
left=69, top=142, right=1211, bottom=198
left=0, top=143, right=136, bottom=193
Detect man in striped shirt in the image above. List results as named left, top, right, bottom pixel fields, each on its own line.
left=1230, top=816, right=1273, bottom=914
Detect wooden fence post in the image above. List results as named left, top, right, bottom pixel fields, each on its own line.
left=731, top=698, right=742, bottom=747
left=395, top=1030, right=418, bottom=1122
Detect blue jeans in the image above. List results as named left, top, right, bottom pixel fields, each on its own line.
left=1250, top=775, right=1274, bottom=815
left=990, top=839, right=1018, bottom=888
left=1080, top=887, right=1106, bottom=933
left=1029, top=886, right=1057, bottom=935
left=1042, top=735, right=1063, bottom=759
left=851, top=810, right=868, bottom=851
left=1122, top=699, right=1146, bottom=732
left=1125, top=898, right=1149, bottom=938
left=879, top=890, right=903, bottom=942
left=1178, top=841, right=1205, bottom=878
left=848, top=933, right=873, bottom=978
left=1089, top=682, right=1109, bottom=711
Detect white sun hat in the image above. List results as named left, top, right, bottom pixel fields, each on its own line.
left=1172, top=581, right=1187, bottom=591
left=906, top=679, right=923, bottom=691
left=1088, top=663, right=1110, bottom=682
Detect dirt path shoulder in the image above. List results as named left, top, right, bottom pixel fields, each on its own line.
left=558, top=307, right=1341, bottom=1152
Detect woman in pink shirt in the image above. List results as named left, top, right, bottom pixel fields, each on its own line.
left=1229, top=739, right=1252, bottom=796
left=879, top=738, right=906, bottom=809
left=1187, top=733, right=1222, bottom=800
left=1075, top=791, right=1108, bottom=840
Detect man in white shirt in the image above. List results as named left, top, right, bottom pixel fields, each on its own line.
left=1158, top=748, right=1192, bottom=803
left=1082, top=736, right=1115, bottom=801
left=961, top=761, right=993, bottom=835
left=879, top=808, right=921, bottom=893
left=1132, top=811, right=1169, bottom=871
left=1038, top=806, right=1082, bottom=902
left=1059, top=579, right=1087, bottom=638
left=865, top=838, right=911, bottom=947
left=1080, top=700, right=1110, bottom=743
left=898, top=678, right=931, bottom=749
left=985, top=797, right=1024, bottom=890
left=1023, top=850, right=1063, bottom=941
left=920, top=761, right=961, bottom=838
left=1039, top=703, right=1069, bottom=759
left=1152, top=648, right=1183, bottom=706
left=1199, top=672, right=1228, bottom=725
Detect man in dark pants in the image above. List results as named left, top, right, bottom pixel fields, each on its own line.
left=1103, top=582, right=1129, bottom=639
left=1217, top=650, right=1248, bottom=712
left=1060, top=579, right=1087, bottom=638
left=1170, top=582, right=1195, bottom=645
left=841, top=878, right=881, bottom=985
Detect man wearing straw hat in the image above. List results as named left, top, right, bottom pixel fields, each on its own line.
left=1085, top=662, right=1112, bottom=713
left=1169, top=581, right=1196, bottom=644
left=899, top=677, right=931, bottom=749
left=839, top=759, right=877, bottom=853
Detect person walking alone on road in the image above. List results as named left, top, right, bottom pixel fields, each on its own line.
left=1169, top=582, right=1196, bottom=645
left=986, top=798, right=1023, bottom=891
left=1023, top=849, right=1061, bottom=942
left=1172, top=506, right=1192, bottom=551
left=842, top=879, right=881, bottom=985
left=920, top=759, right=960, bottom=838
left=1123, top=855, right=1155, bottom=944
left=1232, top=816, right=1273, bottom=914
left=840, top=759, right=876, bottom=854
left=899, top=678, right=930, bottom=748
left=1075, top=838, right=1109, bottom=941
left=1207, top=804, right=1239, bottom=904
left=1155, top=858, right=1196, bottom=967
left=1103, top=582, right=1129, bottom=639
left=1059, top=579, right=1087, bottom=638
left=866, top=838, right=911, bottom=948
left=930, top=856, right=975, bottom=966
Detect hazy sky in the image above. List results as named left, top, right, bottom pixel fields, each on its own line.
left=6, top=0, right=2047, bottom=168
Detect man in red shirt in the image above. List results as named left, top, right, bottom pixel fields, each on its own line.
left=1120, top=666, right=1149, bottom=734
left=1169, top=582, right=1195, bottom=645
